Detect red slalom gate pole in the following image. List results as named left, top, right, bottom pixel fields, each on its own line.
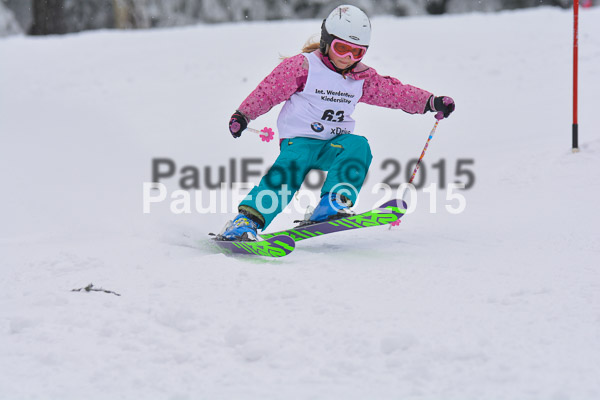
left=573, top=0, right=579, bottom=152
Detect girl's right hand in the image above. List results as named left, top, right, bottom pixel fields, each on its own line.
left=229, top=111, right=248, bottom=138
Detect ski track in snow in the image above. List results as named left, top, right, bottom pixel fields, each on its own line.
left=1, top=7, right=600, bottom=400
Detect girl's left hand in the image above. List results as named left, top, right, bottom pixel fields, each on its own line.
left=431, top=96, right=455, bottom=120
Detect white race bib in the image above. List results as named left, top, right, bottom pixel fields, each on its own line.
left=277, top=52, right=364, bottom=140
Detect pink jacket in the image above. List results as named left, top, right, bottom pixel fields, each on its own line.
left=238, top=52, right=432, bottom=121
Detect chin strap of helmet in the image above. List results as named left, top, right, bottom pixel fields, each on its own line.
left=321, top=50, right=358, bottom=77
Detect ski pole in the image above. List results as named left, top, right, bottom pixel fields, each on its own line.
left=247, top=126, right=275, bottom=142
left=408, top=119, right=439, bottom=185
left=390, top=119, right=440, bottom=228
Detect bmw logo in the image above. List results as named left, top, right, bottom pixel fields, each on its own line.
left=311, top=122, right=324, bottom=133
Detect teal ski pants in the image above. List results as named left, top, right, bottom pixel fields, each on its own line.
left=239, top=134, right=373, bottom=229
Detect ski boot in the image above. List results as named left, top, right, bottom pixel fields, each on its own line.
left=307, top=192, right=354, bottom=224
left=220, top=208, right=264, bottom=241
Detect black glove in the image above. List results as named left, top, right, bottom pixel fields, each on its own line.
left=229, top=111, right=248, bottom=138
left=428, top=96, right=455, bottom=120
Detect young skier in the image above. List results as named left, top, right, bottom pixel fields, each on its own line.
left=221, top=4, right=455, bottom=241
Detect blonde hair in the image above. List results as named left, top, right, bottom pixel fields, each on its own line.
left=280, top=35, right=322, bottom=60
left=301, top=36, right=321, bottom=53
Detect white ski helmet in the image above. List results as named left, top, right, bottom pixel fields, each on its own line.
left=320, top=4, right=371, bottom=51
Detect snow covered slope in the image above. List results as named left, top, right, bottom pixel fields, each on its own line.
left=1, top=7, right=599, bottom=400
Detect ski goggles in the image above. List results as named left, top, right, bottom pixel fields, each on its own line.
left=330, top=38, right=367, bottom=62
